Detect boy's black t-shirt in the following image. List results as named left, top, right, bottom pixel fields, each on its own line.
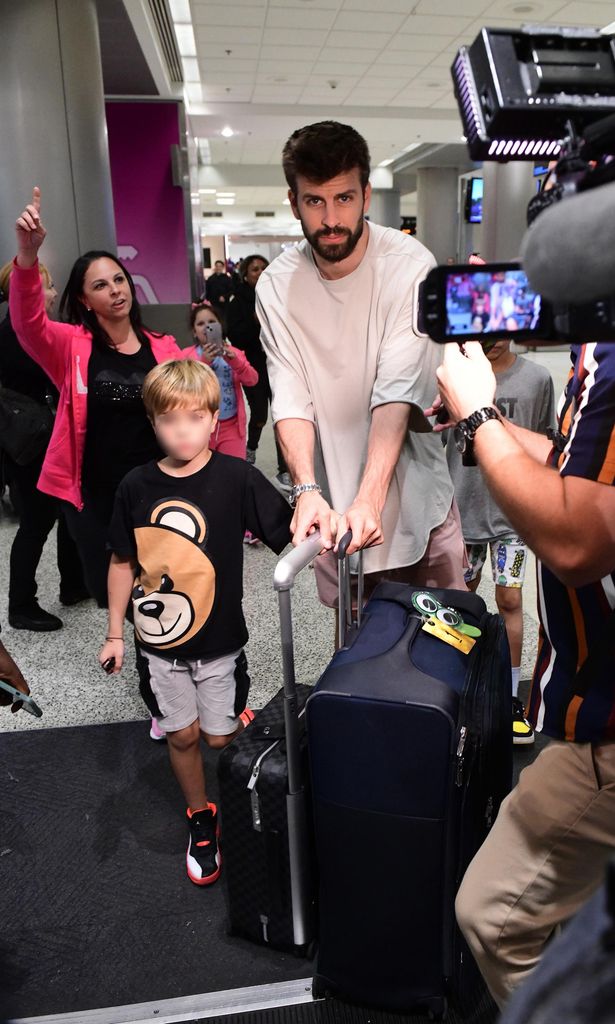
left=108, top=452, right=292, bottom=660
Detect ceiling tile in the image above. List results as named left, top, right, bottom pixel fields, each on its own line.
left=194, top=26, right=263, bottom=45
left=342, top=88, right=401, bottom=104
left=326, top=30, right=395, bottom=48
left=257, top=59, right=315, bottom=75
left=386, top=33, right=451, bottom=51
left=550, top=2, right=615, bottom=25
left=398, top=14, right=475, bottom=34
left=191, top=5, right=266, bottom=28
left=196, top=43, right=257, bottom=60
left=269, top=0, right=340, bottom=6
left=318, top=46, right=381, bottom=61
left=413, top=0, right=489, bottom=13
left=199, top=71, right=256, bottom=84
left=259, top=44, right=323, bottom=60
left=484, top=0, right=578, bottom=17
left=361, top=62, right=430, bottom=79
left=265, top=7, right=338, bottom=29
left=341, top=0, right=427, bottom=10
left=251, top=88, right=304, bottom=104
left=372, top=49, right=435, bottom=65
left=331, top=11, right=408, bottom=31
left=198, top=58, right=259, bottom=73
left=312, top=61, right=370, bottom=76
left=264, top=27, right=331, bottom=46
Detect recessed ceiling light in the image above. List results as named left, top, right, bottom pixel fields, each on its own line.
left=216, top=198, right=235, bottom=206
left=221, top=125, right=234, bottom=138
left=511, top=3, right=536, bottom=12
left=217, top=192, right=236, bottom=198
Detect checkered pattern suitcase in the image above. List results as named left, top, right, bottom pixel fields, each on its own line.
left=217, top=534, right=323, bottom=954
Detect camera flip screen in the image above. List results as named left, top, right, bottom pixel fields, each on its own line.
left=445, top=268, right=542, bottom=337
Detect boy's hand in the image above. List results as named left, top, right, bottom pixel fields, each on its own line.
left=99, top=639, right=124, bottom=675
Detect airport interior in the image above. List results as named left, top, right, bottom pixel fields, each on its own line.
left=1, top=2, right=615, bottom=1024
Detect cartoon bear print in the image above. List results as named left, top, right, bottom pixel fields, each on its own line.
left=132, top=499, right=215, bottom=650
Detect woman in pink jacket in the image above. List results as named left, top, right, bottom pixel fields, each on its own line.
left=11, top=188, right=192, bottom=610
left=190, top=301, right=258, bottom=458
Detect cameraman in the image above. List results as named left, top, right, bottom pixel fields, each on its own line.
left=436, top=339, right=615, bottom=1008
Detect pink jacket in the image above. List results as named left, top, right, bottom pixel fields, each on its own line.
left=9, top=260, right=194, bottom=510
left=204, top=345, right=258, bottom=444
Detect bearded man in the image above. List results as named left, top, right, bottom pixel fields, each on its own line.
left=256, top=121, right=465, bottom=603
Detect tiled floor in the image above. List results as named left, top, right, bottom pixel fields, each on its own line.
left=0, top=346, right=569, bottom=734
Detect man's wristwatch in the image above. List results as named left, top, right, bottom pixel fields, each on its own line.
left=289, top=482, right=322, bottom=508
left=454, top=406, right=501, bottom=455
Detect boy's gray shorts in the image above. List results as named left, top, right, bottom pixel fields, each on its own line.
left=140, top=647, right=244, bottom=735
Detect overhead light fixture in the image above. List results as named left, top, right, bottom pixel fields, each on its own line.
left=216, top=192, right=236, bottom=197
left=603, top=21, right=615, bottom=33
left=221, top=126, right=234, bottom=138
left=378, top=158, right=394, bottom=167
left=169, top=0, right=191, bottom=20
left=175, top=24, right=197, bottom=57
left=216, top=198, right=235, bottom=205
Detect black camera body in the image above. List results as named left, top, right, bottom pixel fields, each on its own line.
left=420, top=25, right=615, bottom=346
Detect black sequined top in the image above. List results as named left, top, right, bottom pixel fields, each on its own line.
left=81, top=342, right=161, bottom=493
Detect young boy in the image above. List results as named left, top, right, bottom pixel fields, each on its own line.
left=99, top=360, right=292, bottom=885
left=446, top=338, right=554, bottom=745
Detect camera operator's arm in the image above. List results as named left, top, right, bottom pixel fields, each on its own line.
left=499, top=419, right=552, bottom=463
left=437, top=342, right=615, bottom=587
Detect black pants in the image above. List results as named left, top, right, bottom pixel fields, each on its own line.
left=244, top=358, right=287, bottom=474
left=62, top=488, right=117, bottom=608
left=7, top=456, right=85, bottom=613
left=63, top=487, right=161, bottom=716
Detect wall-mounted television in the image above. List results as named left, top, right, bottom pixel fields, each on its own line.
left=465, top=177, right=483, bottom=224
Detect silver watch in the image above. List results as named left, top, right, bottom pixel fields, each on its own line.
left=289, top=483, right=322, bottom=508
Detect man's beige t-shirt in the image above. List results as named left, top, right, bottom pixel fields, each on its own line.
left=256, top=221, right=454, bottom=574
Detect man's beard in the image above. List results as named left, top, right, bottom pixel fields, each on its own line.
left=302, top=212, right=366, bottom=264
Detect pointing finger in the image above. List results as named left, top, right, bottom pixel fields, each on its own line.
left=32, top=186, right=41, bottom=212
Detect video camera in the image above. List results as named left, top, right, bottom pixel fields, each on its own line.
left=421, top=25, right=615, bottom=345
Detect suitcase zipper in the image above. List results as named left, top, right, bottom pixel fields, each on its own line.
left=455, top=725, right=468, bottom=787
left=247, top=739, right=280, bottom=831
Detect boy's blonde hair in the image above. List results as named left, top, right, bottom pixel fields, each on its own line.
left=142, top=359, right=220, bottom=418
left=0, top=259, right=52, bottom=298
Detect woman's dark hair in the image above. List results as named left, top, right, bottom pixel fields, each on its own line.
left=282, top=120, right=371, bottom=195
left=59, top=250, right=161, bottom=350
left=189, top=301, right=225, bottom=334
left=240, top=254, right=269, bottom=283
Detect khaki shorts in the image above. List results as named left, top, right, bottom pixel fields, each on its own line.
left=140, top=647, right=246, bottom=735
left=314, top=500, right=468, bottom=609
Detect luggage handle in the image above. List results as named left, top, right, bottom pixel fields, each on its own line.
left=273, top=532, right=323, bottom=797
left=337, top=530, right=364, bottom=648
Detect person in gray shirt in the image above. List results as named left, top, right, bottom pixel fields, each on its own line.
left=446, top=338, right=554, bottom=745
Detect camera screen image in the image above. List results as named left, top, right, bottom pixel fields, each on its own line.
left=445, top=269, right=542, bottom=336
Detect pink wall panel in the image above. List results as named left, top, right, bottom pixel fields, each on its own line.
left=105, top=101, right=190, bottom=304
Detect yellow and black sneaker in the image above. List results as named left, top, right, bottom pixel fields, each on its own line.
left=512, top=697, right=535, bottom=746
left=186, top=803, right=221, bottom=885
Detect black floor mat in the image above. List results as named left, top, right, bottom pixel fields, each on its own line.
left=0, top=720, right=311, bottom=1020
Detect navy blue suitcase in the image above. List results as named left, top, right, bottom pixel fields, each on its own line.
left=308, top=578, right=512, bottom=1017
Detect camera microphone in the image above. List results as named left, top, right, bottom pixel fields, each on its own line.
left=521, top=180, right=615, bottom=304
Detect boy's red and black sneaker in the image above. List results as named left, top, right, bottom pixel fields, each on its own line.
left=186, top=803, right=221, bottom=885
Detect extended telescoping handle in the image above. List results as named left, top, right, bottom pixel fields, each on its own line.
left=337, top=530, right=364, bottom=648
left=274, top=532, right=323, bottom=796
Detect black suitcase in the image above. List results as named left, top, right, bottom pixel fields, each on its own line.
left=217, top=534, right=323, bottom=954
left=308, top=565, right=512, bottom=1017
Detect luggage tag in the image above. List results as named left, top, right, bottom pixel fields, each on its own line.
left=422, top=616, right=476, bottom=654
left=411, top=591, right=480, bottom=653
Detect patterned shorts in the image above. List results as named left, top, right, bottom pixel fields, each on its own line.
left=464, top=535, right=528, bottom=588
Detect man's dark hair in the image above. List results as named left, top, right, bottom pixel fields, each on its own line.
left=282, top=121, right=370, bottom=195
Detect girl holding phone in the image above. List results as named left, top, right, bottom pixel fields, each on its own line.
left=190, top=302, right=258, bottom=458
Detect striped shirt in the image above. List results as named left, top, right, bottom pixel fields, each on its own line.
left=527, top=343, right=615, bottom=742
